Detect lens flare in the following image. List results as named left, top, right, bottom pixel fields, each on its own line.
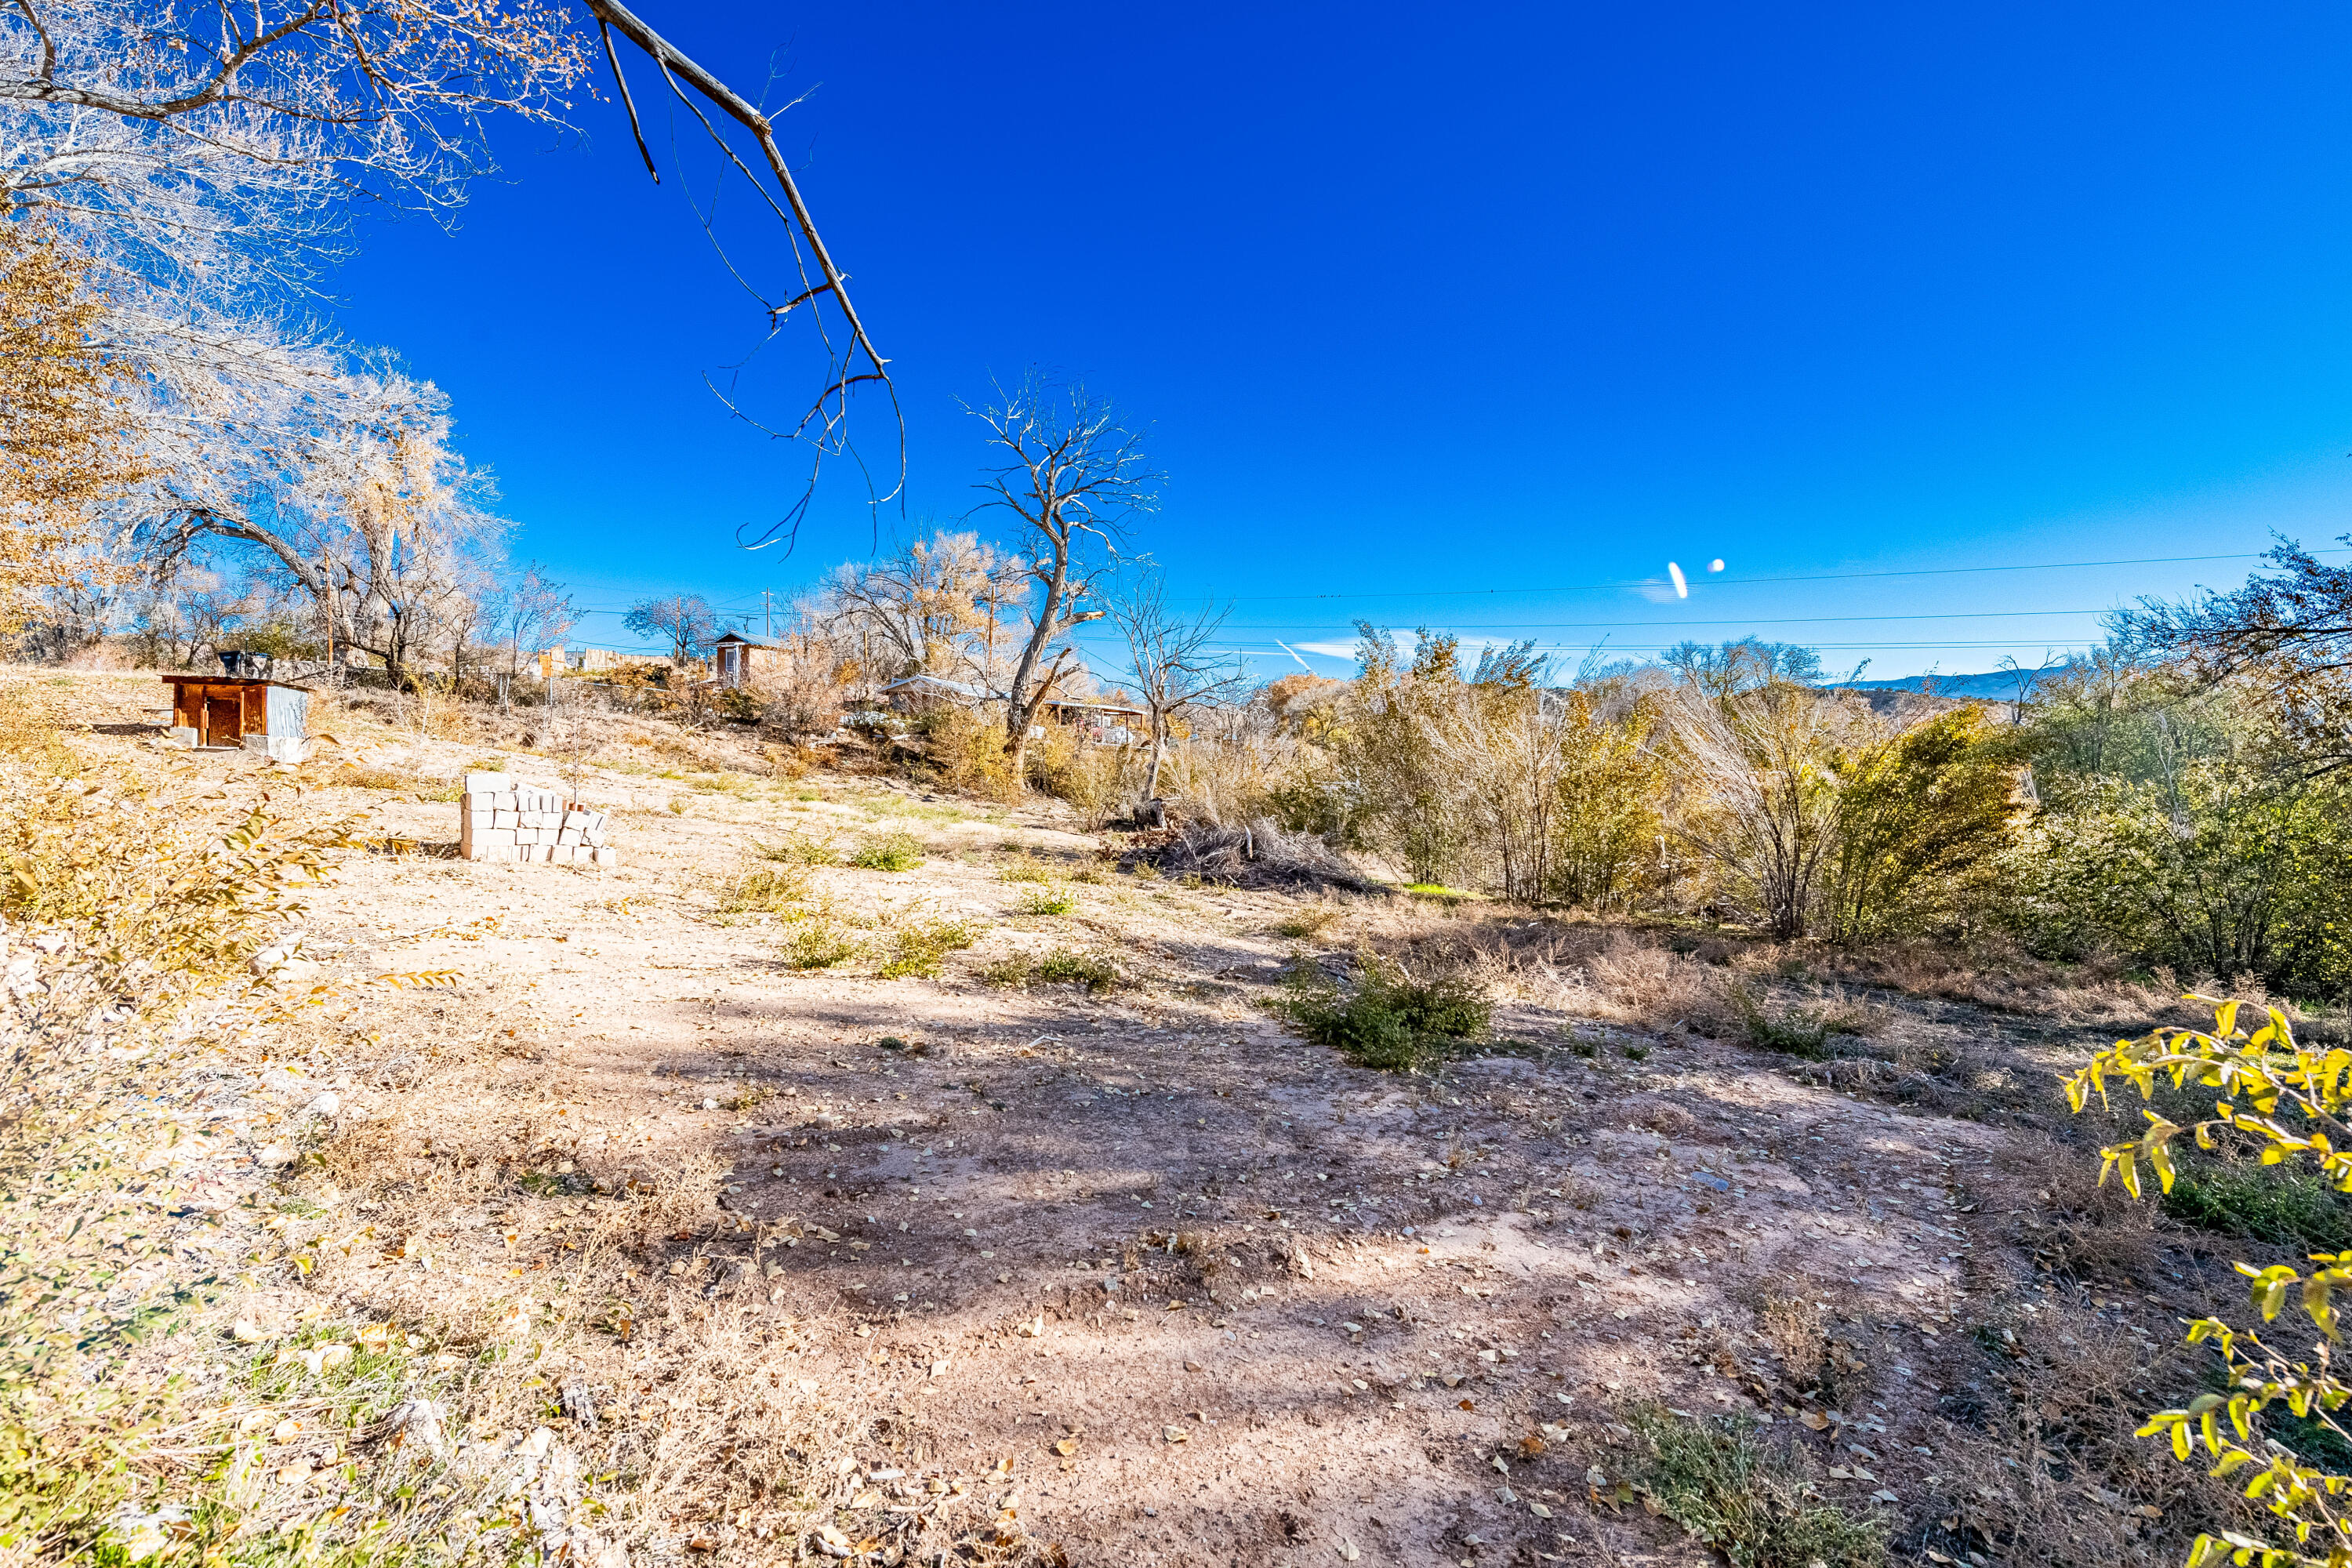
left=1708, top=559, right=1726, bottom=573
left=1667, top=561, right=1689, bottom=598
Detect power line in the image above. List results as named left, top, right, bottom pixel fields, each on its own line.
left=1220, top=608, right=2106, bottom=633
left=1218, top=547, right=2351, bottom=604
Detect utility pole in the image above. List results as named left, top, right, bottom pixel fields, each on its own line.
left=761, top=590, right=776, bottom=640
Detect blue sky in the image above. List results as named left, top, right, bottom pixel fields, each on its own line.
left=329, top=1, right=2352, bottom=681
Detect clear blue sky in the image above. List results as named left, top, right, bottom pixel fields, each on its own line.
left=328, top=1, right=2352, bottom=680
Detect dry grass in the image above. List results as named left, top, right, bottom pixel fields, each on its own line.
left=1924, top=1299, right=2260, bottom=1566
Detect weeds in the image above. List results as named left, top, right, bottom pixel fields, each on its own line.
left=1014, top=885, right=1078, bottom=916
left=1272, top=905, right=1341, bottom=939
left=877, top=917, right=979, bottom=978
left=2160, top=1156, right=2352, bottom=1250
left=1033, top=949, right=1121, bottom=993
left=714, top=862, right=811, bottom=916
left=997, top=855, right=1054, bottom=883
left=1623, top=1403, right=1884, bottom=1568
left=1272, top=953, right=1490, bottom=1072
left=754, top=826, right=840, bottom=866
left=1729, top=982, right=1872, bottom=1059
left=849, top=829, right=924, bottom=872
left=329, top=762, right=413, bottom=791
left=779, top=912, right=860, bottom=970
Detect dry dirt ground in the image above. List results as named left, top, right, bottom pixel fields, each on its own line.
left=53, top=673, right=2259, bottom=1567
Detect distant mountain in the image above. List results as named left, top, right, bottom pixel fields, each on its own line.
left=1828, top=669, right=2055, bottom=700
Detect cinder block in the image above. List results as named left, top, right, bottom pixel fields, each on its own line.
left=557, top=829, right=582, bottom=848
left=465, top=771, right=514, bottom=797
left=592, top=846, right=618, bottom=868
left=493, top=810, right=517, bottom=829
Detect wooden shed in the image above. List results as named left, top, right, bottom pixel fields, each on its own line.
left=712, top=632, right=782, bottom=689
left=161, top=672, right=314, bottom=761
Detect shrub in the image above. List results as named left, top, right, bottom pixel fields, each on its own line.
left=779, top=914, right=859, bottom=970
left=2159, top=1156, right=2352, bottom=1251
left=1272, top=904, right=1341, bottom=938
left=918, top=702, right=1018, bottom=801
left=1025, top=722, right=1136, bottom=828
left=2066, top=999, right=2352, bottom=1563
left=997, top=854, right=1054, bottom=883
left=877, top=917, right=979, bottom=978
left=715, top=862, right=810, bottom=915
left=1727, top=982, right=1871, bottom=1060
left=1014, top=885, right=1077, bottom=916
left=1033, top=949, right=1120, bottom=992
left=1274, top=953, right=1491, bottom=1073
left=1623, top=1403, right=1884, bottom=1568
left=849, top=829, right=924, bottom=871
left=978, top=955, right=1033, bottom=987
left=755, top=827, right=840, bottom=866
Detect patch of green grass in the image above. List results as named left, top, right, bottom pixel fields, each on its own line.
left=1273, top=953, right=1490, bottom=1073
left=1033, top=949, right=1121, bottom=993
left=1015, top=885, right=1078, bottom=916
left=1400, top=882, right=1482, bottom=902
left=1623, top=1403, right=1885, bottom=1568
left=997, top=855, right=1054, bottom=884
left=1730, top=984, right=1869, bottom=1061
left=849, top=830, right=924, bottom=872
left=877, top=917, right=980, bottom=978
left=2161, top=1159, right=2352, bottom=1251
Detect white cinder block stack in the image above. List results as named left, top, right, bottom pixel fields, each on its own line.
left=459, top=771, right=617, bottom=866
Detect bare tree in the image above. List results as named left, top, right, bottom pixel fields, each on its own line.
left=624, top=593, right=717, bottom=667
left=1109, top=563, right=1243, bottom=801
left=491, top=561, right=575, bottom=685
left=967, top=375, right=1159, bottom=780
left=2118, top=535, right=2352, bottom=777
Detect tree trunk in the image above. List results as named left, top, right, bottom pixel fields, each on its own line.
left=1145, top=709, right=1166, bottom=799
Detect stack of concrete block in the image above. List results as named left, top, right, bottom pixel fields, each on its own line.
left=460, top=771, right=617, bottom=866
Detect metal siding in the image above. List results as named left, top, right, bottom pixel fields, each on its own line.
left=265, top=684, right=309, bottom=738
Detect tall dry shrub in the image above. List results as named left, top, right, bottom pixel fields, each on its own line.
left=1025, top=720, right=1138, bottom=826
left=919, top=701, right=1018, bottom=800
left=1667, top=680, right=1853, bottom=937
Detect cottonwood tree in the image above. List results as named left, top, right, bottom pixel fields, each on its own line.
left=0, top=221, right=139, bottom=627
left=158, top=369, right=508, bottom=687
left=0, top=0, right=588, bottom=299
left=826, top=531, right=1025, bottom=686
left=625, top=593, right=717, bottom=666
left=1108, top=563, right=1243, bottom=800
left=5, top=0, right=900, bottom=582
left=967, top=375, right=1159, bottom=779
